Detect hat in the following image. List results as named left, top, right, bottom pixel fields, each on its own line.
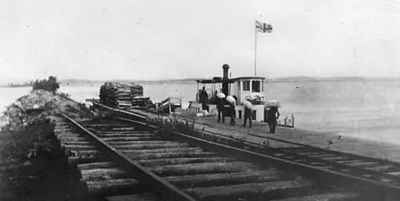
left=226, top=95, right=236, bottom=104
left=243, top=100, right=253, bottom=109
left=217, top=92, right=226, bottom=99
left=265, top=99, right=281, bottom=107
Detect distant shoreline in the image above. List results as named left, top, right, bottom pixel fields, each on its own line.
left=0, top=85, right=30, bottom=88
left=1, top=76, right=399, bottom=87
left=46, top=76, right=400, bottom=85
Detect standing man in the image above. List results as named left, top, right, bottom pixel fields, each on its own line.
left=267, top=106, right=280, bottom=133
left=226, top=95, right=236, bottom=126
left=228, top=101, right=236, bottom=125
left=199, top=86, right=209, bottom=111
left=243, top=99, right=253, bottom=128
left=216, top=92, right=225, bottom=123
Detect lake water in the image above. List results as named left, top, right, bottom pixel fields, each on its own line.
left=1, top=79, right=400, bottom=145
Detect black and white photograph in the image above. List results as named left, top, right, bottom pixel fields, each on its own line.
left=0, top=0, right=400, bottom=200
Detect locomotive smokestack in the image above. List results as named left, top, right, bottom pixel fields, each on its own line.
left=222, top=64, right=230, bottom=96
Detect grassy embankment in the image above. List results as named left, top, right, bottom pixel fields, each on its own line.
left=0, top=89, right=92, bottom=201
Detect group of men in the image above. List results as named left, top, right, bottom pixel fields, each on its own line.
left=199, top=87, right=280, bottom=133
left=241, top=97, right=280, bottom=134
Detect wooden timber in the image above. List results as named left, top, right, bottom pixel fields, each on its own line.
left=270, top=192, right=358, bottom=201
left=148, top=161, right=255, bottom=176
left=165, top=170, right=281, bottom=188
left=138, top=157, right=233, bottom=167
left=185, top=180, right=312, bottom=201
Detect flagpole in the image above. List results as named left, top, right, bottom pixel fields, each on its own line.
left=254, top=20, right=258, bottom=76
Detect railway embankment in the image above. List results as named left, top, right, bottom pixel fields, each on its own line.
left=0, top=89, right=92, bottom=201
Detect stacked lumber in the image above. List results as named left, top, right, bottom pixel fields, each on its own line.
left=99, top=82, right=144, bottom=109
left=157, top=97, right=182, bottom=113
left=131, top=96, right=152, bottom=108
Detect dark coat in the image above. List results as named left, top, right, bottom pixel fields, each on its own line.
left=216, top=98, right=224, bottom=110
left=267, top=107, right=279, bottom=122
left=199, top=90, right=208, bottom=104
left=223, top=102, right=235, bottom=117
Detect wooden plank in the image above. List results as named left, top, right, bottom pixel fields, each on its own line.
left=308, top=153, right=338, bottom=158
left=107, top=140, right=173, bottom=145
left=106, top=193, right=159, bottom=201
left=111, top=127, right=137, bottom=131
left=334, top=159, right=366, bottom=164
left=149, top=161, right=255, bottom=176
left=85, top=178, right=141, bottom=196
left=96, top=134, right=155, bottom=138
left=77, top=161, right=117, bottom=170
left=59, top=137, right=89, bottom=142
left=63, top=141, right=93, bottom=145
left=386, top=171, right=400, bottom=176
left=138, top=157, right=232, bottom=167
left=185, top=180, right=312, bottom=200
left=270, top=192, right=358, bottom=201
left=114, top=143, right=190, bottom=150
left=343, top=161, right=379, bottom=167
left=165, top=170, right=280, bottom=188
left=271, top=153, right=287, bottom=157
left=321, top=156, right=349, bottom=161
left=67, top=155, right=107, bottom=166
left=86, top=124, right=130, bottom=128
left=98, top=131, right=153, bottom=135
left=125, top=151, right=215, bottom=161
left=122, top=147, right=203, bottom=154
left=54, top=127, right=72, bottom=132
left=262, top=141, right=300, bottom=148
left=63, top=144, right=97, bottom=150
left=365, top=165, right=395, bottom=172
left=80, top=168, right=128, bottom=181
left=102, top=136, right=158, bottom=141
left=56, top=133, right=81, bottom=139
left=295, top=152, right=325, bottom=156
left=69, top=150, right=101, bottom=155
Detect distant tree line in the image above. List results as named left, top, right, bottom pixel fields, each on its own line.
left=32, top=76, right=60, bottom=93
left=7, top=81, right=33, bottom=87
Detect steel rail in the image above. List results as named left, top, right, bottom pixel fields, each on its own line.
left=167, top=129, right=400, bottom=192
left=201, top=128, right=400, bottom=183
left=194, top=123, right=400, bottom=184
left=246, top=132, right=400, bottom=166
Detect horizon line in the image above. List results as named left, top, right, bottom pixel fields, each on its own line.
left=2, top=75, right=400, bottom=86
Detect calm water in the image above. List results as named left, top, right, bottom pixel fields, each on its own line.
left=0, top=87, right=31, bottom=113
left=1, top=80, right=400, bottom=144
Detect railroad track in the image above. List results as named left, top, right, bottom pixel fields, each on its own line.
left=247, top=132, right=400, bottom=186
left=198, top=128, right=400, bottom=195
left=54, top=114, right=363, bottom=201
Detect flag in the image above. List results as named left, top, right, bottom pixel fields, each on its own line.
left=255, top=20, right=263, bottom=31
left=256, top=20, right=273, bottom=33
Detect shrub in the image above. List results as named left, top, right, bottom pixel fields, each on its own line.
left=32, top=76, right=60, bottom=93
left=58, top=92, right=70, bottom=99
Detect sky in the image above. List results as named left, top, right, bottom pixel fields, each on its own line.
left=0, top=0, right=400, bottom=83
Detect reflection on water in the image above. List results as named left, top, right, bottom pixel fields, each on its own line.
left=1, top=79, right=400, bottom=145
